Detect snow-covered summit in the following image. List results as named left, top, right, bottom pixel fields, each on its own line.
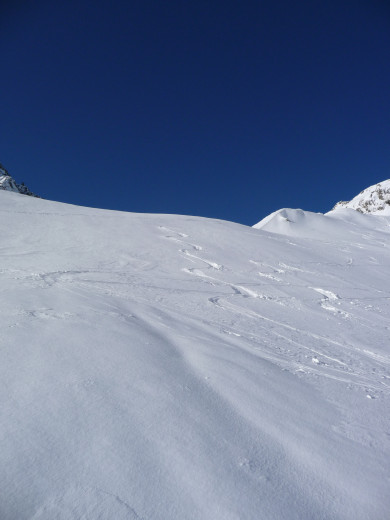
left=252, top=205, right=382, bottom=240
left=0, top=163, right=39, bottom=197
left=253, top=180, right=390, bottom=236
left=332, top=179, right=390, bottom=215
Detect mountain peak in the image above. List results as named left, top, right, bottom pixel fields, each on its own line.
left=332, top=179, right=390, bottom=215
left=0, top=163, right=39, bottom=198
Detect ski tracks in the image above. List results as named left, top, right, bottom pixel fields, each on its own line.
left=157, top=225, right=390, bottom=399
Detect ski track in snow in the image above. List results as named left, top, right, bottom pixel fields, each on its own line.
left=155, top=225, right=390, bottom=401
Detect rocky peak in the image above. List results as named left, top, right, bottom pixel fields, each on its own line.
left=332, top=180, right=390, bottom=215
left=0, top=163, right=39, bottom=198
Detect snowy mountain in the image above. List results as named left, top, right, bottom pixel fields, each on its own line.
left=0, top=163, right=39, bottom=197
left=1, top=185, right=389, bottom=520
left=252, top=205, right=383, bottom=239
left=332, top=179, right=390, bottom=215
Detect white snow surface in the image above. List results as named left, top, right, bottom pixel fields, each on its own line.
left=1, top=190, right=390, bottom=520
left=332, top=179, right=390, bottom=215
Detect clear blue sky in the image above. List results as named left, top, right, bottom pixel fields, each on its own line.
left=1, top=0, right=389, bottom=225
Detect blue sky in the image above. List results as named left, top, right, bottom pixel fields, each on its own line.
left=1, top=0, right=389, bottom=225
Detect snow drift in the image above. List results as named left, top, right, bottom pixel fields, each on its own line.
left=1, top=188, right=389, bottom=520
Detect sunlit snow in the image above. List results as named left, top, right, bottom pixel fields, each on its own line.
left=1, top=189, right=389, bottom=519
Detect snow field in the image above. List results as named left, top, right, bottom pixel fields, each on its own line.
left=0, top=191, right=389, bottom=519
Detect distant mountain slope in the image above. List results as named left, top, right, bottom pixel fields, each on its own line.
left=332, top=179, right=390, bottom=215
left=1, top=188, right=389, bottom=520
left=252, top=205, right=380, bottom=239
left=0, top=163, right=39, bottom=197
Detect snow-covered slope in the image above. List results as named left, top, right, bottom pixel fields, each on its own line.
left=1, top=190, right=390, bottom=520
left=333, top=179, right=390, bottom=215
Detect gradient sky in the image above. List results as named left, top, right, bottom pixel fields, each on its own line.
left=1, top=0, right=390, bottom=225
